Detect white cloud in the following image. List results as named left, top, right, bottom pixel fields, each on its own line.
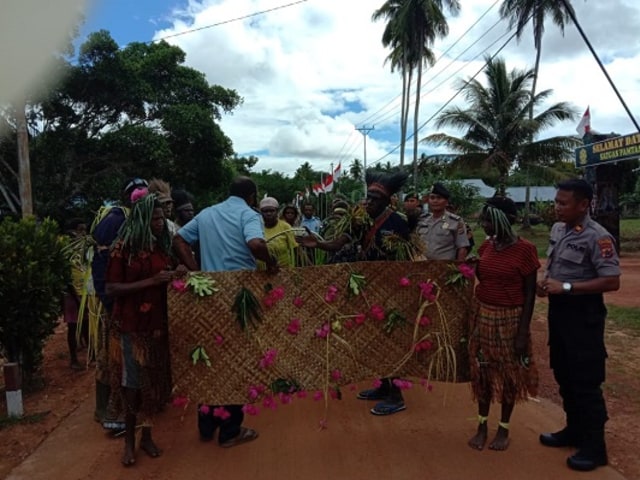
left=152, top=0, right=640, bottom=177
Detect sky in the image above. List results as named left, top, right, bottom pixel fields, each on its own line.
left=13, top=0, right=640, bottom=178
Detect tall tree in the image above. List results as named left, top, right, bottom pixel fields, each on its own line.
left=499, top=0, right=575, bottom=225
left=422, top=56, right=579, bottom=194
left=373, top=0, right=460, bottom=190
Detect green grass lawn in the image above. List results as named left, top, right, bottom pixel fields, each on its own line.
left=470, top=218, right=640, bottom=258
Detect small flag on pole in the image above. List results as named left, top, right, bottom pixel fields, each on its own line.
left=576, top=107, right=591, bottom=136
left=333, top=163, right=342, bottom=182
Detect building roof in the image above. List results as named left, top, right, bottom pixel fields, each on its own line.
left=459, top=179, right=496, bottom=198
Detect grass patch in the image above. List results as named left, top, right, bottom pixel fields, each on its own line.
left=0, top=410, right=50, bottom=430
left=607, top=305, right=640, bottom=333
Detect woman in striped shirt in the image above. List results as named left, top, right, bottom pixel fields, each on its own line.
left=467, top=196, right=540, bottom=452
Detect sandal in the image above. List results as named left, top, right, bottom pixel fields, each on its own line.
left=220, top=427, right=259, bottom=448
left=370, top=401, right=406, bottom=416
left=357, top=388, right=388, bottom=401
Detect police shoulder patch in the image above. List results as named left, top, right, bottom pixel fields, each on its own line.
left=597, top=237, right=614, bottom=258
left=447, top=212, right=461, bottom=221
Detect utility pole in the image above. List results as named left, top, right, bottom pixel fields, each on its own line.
left=16, top=99, right=33, bottom=217
left=356, top=126, right=374, bottom=197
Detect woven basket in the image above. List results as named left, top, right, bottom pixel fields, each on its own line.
left=168, top=260, right=473, bottom=405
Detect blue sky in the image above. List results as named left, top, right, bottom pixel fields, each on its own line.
left=5, top=0, right=640, bottom=179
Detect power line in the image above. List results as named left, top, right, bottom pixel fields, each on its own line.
left=147, top=0, right=309, bottom=44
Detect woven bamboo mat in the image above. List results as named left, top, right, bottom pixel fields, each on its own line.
left=168, top=260, right=473, bottom=405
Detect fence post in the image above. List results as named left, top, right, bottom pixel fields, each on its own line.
left=4, top=362, right=24, bottom=417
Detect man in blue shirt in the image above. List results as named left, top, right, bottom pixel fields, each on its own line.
left=173, top=176, right=277, bottom=448
left=300, top=202, right=322, bottom=234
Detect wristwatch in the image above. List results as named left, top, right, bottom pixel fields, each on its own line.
left=562, top=282, right=573, bottom=293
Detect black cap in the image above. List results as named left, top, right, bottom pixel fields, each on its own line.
left=430, top=182, right=450, bottom=199
left=123, top=177, right=148, bottom=195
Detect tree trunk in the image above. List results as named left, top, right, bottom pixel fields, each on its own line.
left=413, top=55, right=423, bottom=193
left=16, top=99, right=33, bottom=217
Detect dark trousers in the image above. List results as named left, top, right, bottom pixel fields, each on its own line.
left=197, top=404, right=244, bottom=444
left=548, top=294, right=608, bottom=451
left=378, top=378, right=404, bottom=402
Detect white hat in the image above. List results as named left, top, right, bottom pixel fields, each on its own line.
left=259, top=197, right=279, bottom=210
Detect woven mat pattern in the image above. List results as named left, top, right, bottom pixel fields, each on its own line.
left=168, top=260, right=472, bottom=405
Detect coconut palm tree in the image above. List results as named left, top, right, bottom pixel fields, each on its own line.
left=499, top=0, right=576, bottom=225
left=372, top=0, right=460, bottom=183
left=422, top=56, right=579, bottom=195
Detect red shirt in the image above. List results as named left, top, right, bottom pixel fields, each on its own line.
left=475, top=237, right=540, bottom=307
left=106, top=244, right=174, bottom=333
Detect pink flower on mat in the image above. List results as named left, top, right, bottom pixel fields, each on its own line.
left=242, top=404, right=260, bottom=416
left=247, top=384, right=266, bottom=401
left=369, top=304, right=385, bottom=322
left=293, top=296, right=304, bottom=308
left=199, top=404, right=210, bottom=415
left=296, top=390, right=308, bottom=399
left=419, top=316, right=431, bottom=327
left=399, top=277, right=411, bottom=287
left=278, top=393, right=293, bottom=405
left=287, top=318, right=301, bottom=335
left=458, top=263, right=475, bottom=279
left=213, top=407, right=231, bottom=420
left=214, top=334, right=224, bottom=345
left=271, top=286, right=286, bottom=300
left=419, top=378, right=434, bottom=392
left=259, top=349, right=278, bottom=369
left=353, top=313, right=366, bottom=326
left=263, top=395, right=278, bottom=410
left=330, top=369, right=342, bottom=381
left=414, top=340, right=433, bottom=352
left=315, top=323, right=331, bottom=339
left=324, top=284, right=339, bottom=303
left=171, top=279, right=188, bottom=292
left=329, top=388, right=339, bottom=400
left=418, top=282, right=436, bottom=302
left=372, top=379, right=383, bottom=389
left=312, top=390, right=324, bottom=401
left=263, top=296, right=275, bottom=308
left=392, top=378, right=413, bottom=390
left=171, top=395, right=188, bottom=408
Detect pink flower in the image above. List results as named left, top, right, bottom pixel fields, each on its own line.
left=242, top=404, right=260, bottom=416
left=418, top=282, right=436, bottom=302
left=399, top=277, right=411, bottom=287
left=392, top=378, right=413, bottom=390
left=318, top=418, right=328, bottom=430
left=278, top=393, right=293, bottom=405
left=315, top=323, right=331, bottom=339
left=130, top=187, right=149, bottom=203
left=293, top=296, right=304, bottom=308
left=263, top=395, right=278, bottom=410
left=171, top=395, right=188, bottom=408
left=215, top=334, right=224, bottom=345
left=419, top=378, right=433, bottom=391
left=329, top=388, right=340, bottom=399
left=354, top=313, right=366, bottom=325
left=171, top=279, right=188, bottom=292
left=458, top=263, right=475, bottom=279
left=259, top=349, right=278, bottom=369
left=414, top=340, right=433, bottom=352
left=296, top=390, right=308, bottom=399
left=199, top=404, right=210, bottom=415
left=312, top=390, right=324, bottom=401
left=213, top=406, right=231, bottom=420
left=419, top=316, right=431, bottom=326
left=324, top=285, right=339, bottom=303
left=372, top=379, right=383, bottom=389
left=247, top=384, right=266, bottom=401
left=287, top=318, right=301, bottom=335
left=344, top=319, right=354, bottom=330
left=271, top=286, right=286, bottom=300
left=330, top=369, right=342, bottom=381
left=263, top=296, right=275, bottom=308
left=369, top=304, right=385, bottom=322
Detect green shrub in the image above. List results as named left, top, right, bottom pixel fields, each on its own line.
left=0, top=216, right=70, bottom=387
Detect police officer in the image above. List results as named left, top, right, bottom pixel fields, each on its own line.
left=537, top=178, right=620, bottom=472
left=415, top=182, right=469, bottom=260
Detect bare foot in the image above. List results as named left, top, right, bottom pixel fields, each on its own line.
left=140, top=438, right=162, bottom=458
left=121, top=444, right=135, bottom=467
left=488, top=426, right=510, bottom=451
left=468, top=423, right=488, bottom=451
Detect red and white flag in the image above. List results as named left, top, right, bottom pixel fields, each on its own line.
left=576, top=107, right=590, bottom=135
left=322, top=174, right=334, bottom=193
left=312, top=183, right=324, bottom=196
left=333, top=163, right=342, bottom=182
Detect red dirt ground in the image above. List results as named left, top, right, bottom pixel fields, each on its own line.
left=1, top=255, right=639, bottom=480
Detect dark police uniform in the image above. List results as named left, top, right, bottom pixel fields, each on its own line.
left=415, top=210, right=469, bottom=260
left=545, top=215, right=620, bottom=459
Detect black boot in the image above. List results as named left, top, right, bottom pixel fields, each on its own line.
left=539, top=426, right=581, bottom=448
left=567, top=431, right=607, bottom=472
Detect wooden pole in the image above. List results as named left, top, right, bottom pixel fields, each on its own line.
left=16, top=99, right=33, bottom=217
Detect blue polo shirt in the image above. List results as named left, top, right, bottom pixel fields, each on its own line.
left=177, top=196, right=264, bottom=272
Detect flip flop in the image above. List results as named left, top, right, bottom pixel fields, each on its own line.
left=220, top=427, right=259, bottom=448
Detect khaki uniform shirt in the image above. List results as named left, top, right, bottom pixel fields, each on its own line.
left=415, top=211, right=469, bottom=260
left=546, top=215, right=620, bottom=283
